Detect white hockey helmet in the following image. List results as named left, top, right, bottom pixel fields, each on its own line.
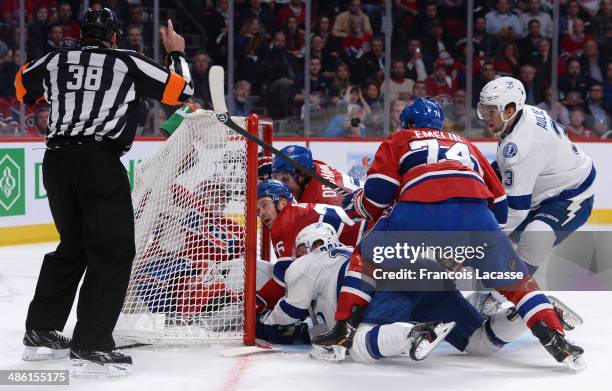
left=294, top=222, right=339, bottom=256
left=477, top=76, right=526, bottom=126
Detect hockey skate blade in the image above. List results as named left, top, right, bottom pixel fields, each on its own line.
left=22, top=346, right=69, bottom=361
left=309, top=345, right=347, bottom=363
left=563, top=353, right=587, bottom=372
left=408, top=321, right=456, bottom=361
left=548, top=295, right=584, bottom=329
left=70, top=359, right=133, bottom=378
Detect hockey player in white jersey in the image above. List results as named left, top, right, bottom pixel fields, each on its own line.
left=473, top=76, right=594, bottom=325
left=258, top=223, right=535, bottom=365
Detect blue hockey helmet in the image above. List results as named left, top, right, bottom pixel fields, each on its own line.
left=257, top=179, right=294, bottom=203
left=272, top=145, right=314, bottom=175
left=399, top=97, right=444, bottom=130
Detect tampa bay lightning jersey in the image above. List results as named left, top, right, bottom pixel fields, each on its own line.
left=497, top=105, right=595, bottom=231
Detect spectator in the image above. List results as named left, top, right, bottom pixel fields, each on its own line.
left=405, top=38, right=427, bottom=82
left=203, top=0, right=229, bottom=63
left=284, top=16, right=305, bottom=57
left=56, top=2, right=79, bottom=47
left=389, top=99, right=408, bottom=132
left=559, top=58, right=592, bottom=104
left=412, top=1, right=439, bottom=41
left=529, top=38, right=554, bottom=85
left=604, top=62, right=612, bottom=109
left=520, top=0, right=553, bottom=38
left=472, top=62, right=497, bottom=106
left=191, top=51, right=212, bottom=109
left=263, top=31, right=299, bottom=119
left=363, top=81, right=383, bottom=111
left=425, top=59, right=458, bottom=104
left=560, top=0, right=582, bottom=37
left=445, top=89, right=471, bottom=132
left=422, top=20, right=455, bottom=73
left=520, top=64, right=544, bottom=105
left=592, top=0, right=612, bottom=45
left=238, top=0, right=275, bottom=35
left=295, top=57, right=336, bottom=110
left=276, top=0, right=306, bottom=29
left=485, top=0, right=522, bottom=41
left=313, top=15, right=336, bottom=54
left=311, top=34, right=340, bottom=79
left=325, top=104, right=366, bottom=137
left=225, top=80, right=253, bottom=117
left=121, top=26, right=146, bottom=55
left=28, top=6, right=49, bottom=60
left=0, top=49, right=19, bottom=97
left=237, top=16, right=267, bottom=92
left=332, top=62, right=351, bottom=97
left=560, top=18, right=593, bottom=57
left=385, top=58, right=415, bottom=102
left=579, top=40, right=604, bottom=83
left=518, top=19, right=545, bottom=65
left=332, top=0, right=373, bottom=39
left=342, top=85, right=373, bottom=115
left=537, top=87, right=571, bottom=125
left=342, top=15, right=372, bottom=66
left=473, top=16, right=495, bottom=59
left=355, top=35, right=384, bottom=83
left=412, top=80, right=427, bottom=98
left=26, top=106, right=49, bottom=137
left=141, top=109, right=168, bottom=137
left=585, top=82, right=610, bottom=135
left=567, top=107, right=597, bottom=139
left=45, top=23, right=64, bottom=53
left=492, top=42, right=520, bottom=76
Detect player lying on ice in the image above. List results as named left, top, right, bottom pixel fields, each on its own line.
left=271, top=144, right=362, bottom=206
left=257, top=222, right=533, bottom=364
left=255, top=179, right=369, bottom=312
left=132, top=177, right=243, bottom=320
left=468, top=77, right=593, bottom=327
left=312, top=97, right=585, bottom=371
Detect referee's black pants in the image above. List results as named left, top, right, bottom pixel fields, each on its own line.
left=25, top=140, right=135, bottom=351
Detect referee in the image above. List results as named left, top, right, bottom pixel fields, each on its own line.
left=16, top=8, right=192, bottom=376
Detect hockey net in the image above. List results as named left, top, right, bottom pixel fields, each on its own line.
left=115, top=110, right=265, bottom=345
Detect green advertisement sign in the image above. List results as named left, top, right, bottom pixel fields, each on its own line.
left=0, top=148, right=25, bottom=216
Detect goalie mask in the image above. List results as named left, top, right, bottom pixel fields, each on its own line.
left=294, top=222, right=339, bottom=258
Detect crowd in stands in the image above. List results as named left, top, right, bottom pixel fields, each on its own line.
left=0, top=0, right=611, bottom=139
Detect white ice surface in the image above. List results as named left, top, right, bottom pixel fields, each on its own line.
left=1, top=240, right=611, bottom=391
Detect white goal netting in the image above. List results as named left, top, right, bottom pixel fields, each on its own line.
left=115, top=110, right=255, bottom=343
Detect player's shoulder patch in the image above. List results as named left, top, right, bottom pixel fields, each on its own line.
left=502, top=142, right=518, bottom=158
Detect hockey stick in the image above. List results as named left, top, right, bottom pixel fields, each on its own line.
left=208, top=65, right=351, bottom=197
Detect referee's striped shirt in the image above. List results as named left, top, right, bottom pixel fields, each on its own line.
left=15, top=44, right=193, bottom=151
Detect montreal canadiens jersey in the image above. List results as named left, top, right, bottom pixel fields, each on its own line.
left=497, top=105, right=595, bottom=231
left=261, top=245, right=352, bottom=330
left=256, top=203, right=368, bottom=312
left=359, top=128, right=507, bottom=223
left=300, top=160, right=362, bottom=206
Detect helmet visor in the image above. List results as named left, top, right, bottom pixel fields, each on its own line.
left=477, top=103, right=499, bottom=121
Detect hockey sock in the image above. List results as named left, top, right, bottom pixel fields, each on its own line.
left=465, top=308, right=527, bottom=355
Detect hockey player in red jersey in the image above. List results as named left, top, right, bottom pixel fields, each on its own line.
left=313, top=98, right=584, bottom=370
left=271, top=145, right=361, bottom=206
left=256, top=179, right=368, bottom=312
left=134, top=177, right=242, bottom=317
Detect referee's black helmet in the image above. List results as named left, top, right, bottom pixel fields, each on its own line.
left=81, top=8, right=123, bottom=43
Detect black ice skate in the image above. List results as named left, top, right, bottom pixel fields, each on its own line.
left=310, top=306, right=363, bottom=362
left=70, top=349, right=133, bottom=377
left=404, top=321, right=456, bottom=361
left=530, top=322, right=586, bottom=371
left=22, top=330, right=71, bottom=361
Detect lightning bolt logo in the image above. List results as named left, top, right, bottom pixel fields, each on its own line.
left=561, top=200, right=582, bottom=227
